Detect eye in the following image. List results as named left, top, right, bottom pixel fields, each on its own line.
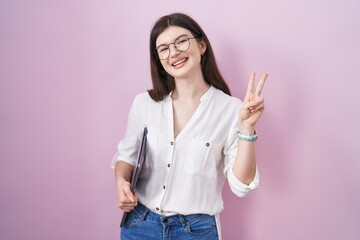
left=176, top=38, right=188, bottom=45
left=158, top=47, right=169, bottom=53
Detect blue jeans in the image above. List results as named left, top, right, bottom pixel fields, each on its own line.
left=121, top=203, right=218, bottom=240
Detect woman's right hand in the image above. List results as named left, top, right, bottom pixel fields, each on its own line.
left=117, top=179, right=138, bottom=212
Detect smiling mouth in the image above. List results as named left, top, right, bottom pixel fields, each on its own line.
left=171, top=58, right=188, bottom=67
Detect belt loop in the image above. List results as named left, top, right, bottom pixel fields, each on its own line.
left=139, top=203, right=149, bottom=221
left=178, top=214, right=187, bottom=228
left=136, top=202, right=150, bottom=221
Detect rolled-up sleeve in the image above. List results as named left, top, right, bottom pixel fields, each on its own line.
left=227, top=165, right=260, bottom=197
left=111, top=96, right=141, bottom=169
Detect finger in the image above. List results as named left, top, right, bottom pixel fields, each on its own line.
left=251, top=103, right=265, bottom=113
left=119, top=192, right=138, bottom=206
left=244, top=71, right=256, bottom=101
left=118, top=196, right=137, bottom=205
left=118, top=203, right=137, bottom=209
left=120, top=205, right=136, bottom=212
left=254, top=72, right=268, bottom=97
left=248, top=92, right=254, bottom=102
left=241, top=97, right=264, bottom=110
left=122, top=185, right=135, bottom=202
left=119, top=197, right=138, bottom=211
left=119, top=200, right=137, bottom=207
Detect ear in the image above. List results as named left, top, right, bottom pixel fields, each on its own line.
left=198, top=40, right=207, bottom=55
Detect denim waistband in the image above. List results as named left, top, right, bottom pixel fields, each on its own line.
left=132, top=203, right=215, bottom=228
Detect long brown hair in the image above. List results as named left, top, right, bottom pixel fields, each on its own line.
left=148, top=13, right=231, bottom=101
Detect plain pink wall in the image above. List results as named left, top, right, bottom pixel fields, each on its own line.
left=1, top=1, right=359, bottom=239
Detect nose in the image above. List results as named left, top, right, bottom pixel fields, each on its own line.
left=168, top=43, right=180, bottom=58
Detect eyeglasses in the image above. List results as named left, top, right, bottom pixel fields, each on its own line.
left=156, top=36, right=197, bottom=60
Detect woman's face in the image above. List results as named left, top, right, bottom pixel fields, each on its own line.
left=155, top=26, right=206, bottom=79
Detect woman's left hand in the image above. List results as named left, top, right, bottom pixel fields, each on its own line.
left=238, top=72, right=268, bottom=133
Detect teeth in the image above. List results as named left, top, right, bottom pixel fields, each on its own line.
left=172, top=58, right=187, bottom=66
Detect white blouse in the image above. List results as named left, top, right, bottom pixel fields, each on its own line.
left=112, top=85, right=259, bottom=217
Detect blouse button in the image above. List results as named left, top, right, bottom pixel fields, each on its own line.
left=206, top=143, right=210, bottom=147
left=156, top=207, right=159, bottom=211
left=163, top=185, right=166, bottom=189
left=170, top=141, right=174, bottom=146
left=167, top=164, right=171, bottom=168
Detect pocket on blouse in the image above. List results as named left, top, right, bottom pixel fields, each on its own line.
left=184, top=138, right=217, bottom=178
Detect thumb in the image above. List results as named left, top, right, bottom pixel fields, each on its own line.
left=122, top=184, right=135, bottom=202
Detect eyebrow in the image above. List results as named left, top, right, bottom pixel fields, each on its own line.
left=156, top=34, right=189, bottom=49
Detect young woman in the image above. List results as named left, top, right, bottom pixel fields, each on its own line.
left=112, top=12, right=268, bottom=240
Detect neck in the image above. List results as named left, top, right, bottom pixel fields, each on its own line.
left=172, top=75, right=210, bottom=101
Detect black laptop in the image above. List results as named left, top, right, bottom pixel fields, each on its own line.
left=120, top=127, right=148, bottom=227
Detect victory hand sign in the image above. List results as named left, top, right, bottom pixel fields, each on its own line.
left=238, top=72, right=268, bottom=134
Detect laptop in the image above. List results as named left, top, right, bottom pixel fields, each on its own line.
left=120, top=127, right=148, bottom=227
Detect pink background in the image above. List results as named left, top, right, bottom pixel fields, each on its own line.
left=1, top=1, right=359, bottom=239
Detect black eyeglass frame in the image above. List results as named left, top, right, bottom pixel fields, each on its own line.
left=154, top=36, right=199, bottom=60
